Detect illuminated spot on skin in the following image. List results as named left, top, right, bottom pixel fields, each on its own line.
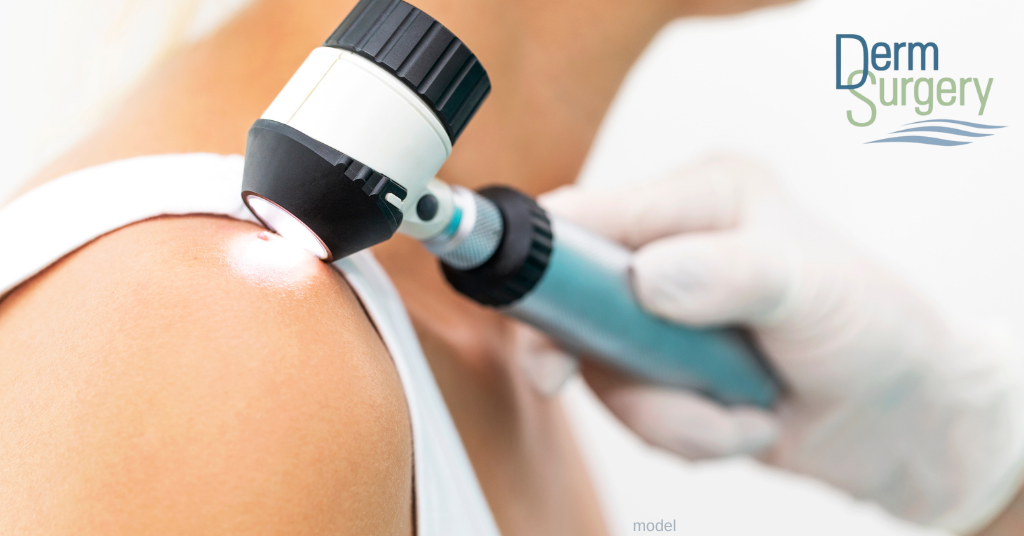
left=228, top=230, right=326, bottom=291
left=245, top=196, right=329, bottom=259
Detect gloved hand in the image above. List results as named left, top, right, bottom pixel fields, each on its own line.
left=539, top=156, right=1024, bottom=533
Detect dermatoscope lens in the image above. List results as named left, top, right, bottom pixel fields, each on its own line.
left=244, top=194, right=330, bottom=260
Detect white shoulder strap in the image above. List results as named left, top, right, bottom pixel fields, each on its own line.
left=337, top=253, right=502, bottom=536
left=0, top=154, right=255, bottom=298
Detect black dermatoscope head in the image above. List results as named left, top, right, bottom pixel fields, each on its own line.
left=241, top=0, right=490, bottom=261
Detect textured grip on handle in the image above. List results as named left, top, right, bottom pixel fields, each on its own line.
left=441, top=187, right=553, bottom=306
left=425, top=187, right=504, bottom=270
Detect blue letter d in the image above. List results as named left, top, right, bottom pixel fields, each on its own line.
left=836, top=34, right=868, bottom=89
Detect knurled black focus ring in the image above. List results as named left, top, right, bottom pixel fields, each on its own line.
left=324, top=0, right=491, bottom=143
left=442, top=187, right=553, bottom=307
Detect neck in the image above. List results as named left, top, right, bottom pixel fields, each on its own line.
left=425, top=0, right=673, bottom=194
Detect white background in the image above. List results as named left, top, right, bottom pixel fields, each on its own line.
left=1, top=1, right=1021, bottom=535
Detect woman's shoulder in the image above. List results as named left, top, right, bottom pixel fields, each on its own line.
left=0, top=214, right=413, bottom=534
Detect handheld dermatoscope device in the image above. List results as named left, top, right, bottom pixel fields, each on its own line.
left=241, top=0, right=780, bottom=407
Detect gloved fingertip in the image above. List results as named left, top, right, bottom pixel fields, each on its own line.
left=631, top=233, right=793, bottom=327
left=519, top=348, right=579, bottom=397
left=536, top=185, right=586, bottom=216
left=630, top=241, right=717, bottom=326
left=513, top=325, right=579, bottom=397
left=538, top=186, right=637, bottom=243
left=729, top=410, right=780, bottom=455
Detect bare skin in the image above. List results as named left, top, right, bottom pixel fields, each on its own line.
left=0, top=217, right=413, bottom=535
left=16, top=0, right=1019, bottom=535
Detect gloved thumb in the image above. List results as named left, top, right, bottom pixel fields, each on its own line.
left=631, top=231, right=794, bottom=327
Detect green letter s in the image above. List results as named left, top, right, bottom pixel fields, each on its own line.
left=847, top=70, right=877, bottom=127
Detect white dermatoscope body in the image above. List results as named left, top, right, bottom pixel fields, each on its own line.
left=241, top=0, right=779, bottom=407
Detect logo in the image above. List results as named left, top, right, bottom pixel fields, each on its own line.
left=836, top=34, right=1006, bottom=146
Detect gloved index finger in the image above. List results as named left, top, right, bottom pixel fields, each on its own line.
left=539, top=157, right=779, bottom=249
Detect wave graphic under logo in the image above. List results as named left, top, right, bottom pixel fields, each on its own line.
left=866, top=119, right=1007, bottom=146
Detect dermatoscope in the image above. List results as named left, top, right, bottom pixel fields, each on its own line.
left=241, top=0, right=780, bottom=407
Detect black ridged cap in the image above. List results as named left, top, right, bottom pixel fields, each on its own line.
left=442, top=187, right=553, bottom=307
left=324, top=0, right=490, bottom=143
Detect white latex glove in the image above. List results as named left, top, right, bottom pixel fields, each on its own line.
left=539, top=156, right=1024, bottom=533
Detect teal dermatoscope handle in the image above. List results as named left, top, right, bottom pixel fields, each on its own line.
left=423, top=185, right=781, bottom=408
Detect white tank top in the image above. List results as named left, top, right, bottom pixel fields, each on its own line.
left=0, top=153, right=501, bottom=536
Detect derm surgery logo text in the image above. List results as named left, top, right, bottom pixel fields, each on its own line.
left=835, top=34, right=1006, bottom=146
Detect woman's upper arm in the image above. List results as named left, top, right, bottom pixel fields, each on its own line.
left=0, top=215, right=412, bottom=535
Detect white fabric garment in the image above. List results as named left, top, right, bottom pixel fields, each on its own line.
left=0, top=153, right=501, bottom=536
